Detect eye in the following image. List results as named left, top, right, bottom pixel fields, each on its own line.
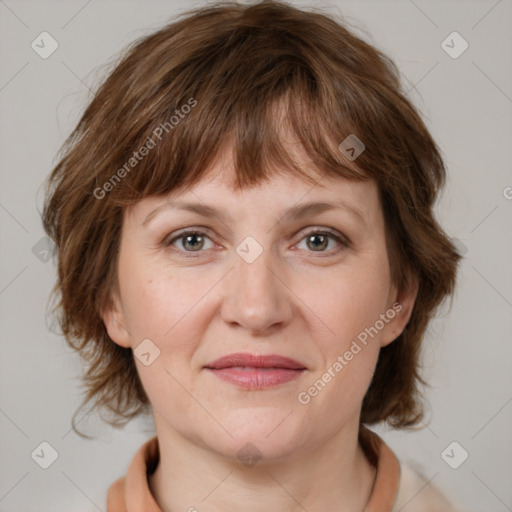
left=295, top=229, right=350, bottom=254
left=165, top=230, right=214, bottom=254
left=164, top=228, right=350, bottom=257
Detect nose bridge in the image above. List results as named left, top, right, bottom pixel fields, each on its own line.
left=221, top=239, right=293, bottom=333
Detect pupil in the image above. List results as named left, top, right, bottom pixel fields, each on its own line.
left=309, top=234, right=326, bottom=251
left=185, top=234, right=203, bottom=250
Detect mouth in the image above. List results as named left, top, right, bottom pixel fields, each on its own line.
left=204, top=353, right=307, bottom=390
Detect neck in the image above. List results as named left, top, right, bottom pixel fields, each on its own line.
left=148, top=416, right=377, bottom=512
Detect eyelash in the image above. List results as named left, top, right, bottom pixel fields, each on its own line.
left=163, top=228, right=350, bottom=257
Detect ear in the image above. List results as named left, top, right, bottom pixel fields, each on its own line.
left=380, top=271, right=419, bottom=348
left=100, top=290, right=131, bottom=348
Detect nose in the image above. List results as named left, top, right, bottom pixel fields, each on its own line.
left=220, top=245, right=294, bottom=335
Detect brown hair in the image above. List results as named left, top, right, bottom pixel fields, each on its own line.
left=41, top=0, right=461, bottom=437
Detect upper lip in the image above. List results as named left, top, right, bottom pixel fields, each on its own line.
left=205, top=353, right=306, bottom=370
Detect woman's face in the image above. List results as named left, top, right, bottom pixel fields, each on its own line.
left=103, top=155, right=416, bottom=461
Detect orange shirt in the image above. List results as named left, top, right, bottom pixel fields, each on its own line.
left=106, top=428, right=458, bottom=512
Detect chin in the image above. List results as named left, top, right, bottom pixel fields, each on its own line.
left=202, top=407, right=309, bottom=463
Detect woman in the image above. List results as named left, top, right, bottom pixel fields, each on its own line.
left=42, top=1, right=462, bottom=510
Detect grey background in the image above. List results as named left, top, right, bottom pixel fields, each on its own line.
left=0, top=0, right=511, bottom=511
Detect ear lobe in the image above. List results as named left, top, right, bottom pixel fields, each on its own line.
left=380, top=273, right=419, bottom=348
left=100, top=293, right=131, bottom=348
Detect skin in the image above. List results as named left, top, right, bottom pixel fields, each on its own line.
left=102, top=148, right=418, bottom=512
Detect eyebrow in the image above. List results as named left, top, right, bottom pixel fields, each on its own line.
left=141, top=199, right=368, bottom=228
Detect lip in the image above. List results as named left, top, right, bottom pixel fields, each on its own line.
left=204, top=353, right=307, bottom=390
left=205, top=353, right=306, bottom=370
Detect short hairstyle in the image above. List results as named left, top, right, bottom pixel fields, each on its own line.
left=42, top=0, right=461, bottom=437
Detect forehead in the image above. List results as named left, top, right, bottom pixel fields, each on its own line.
left=191, top=163, right=374, bottom=206
left=127, top=160, right=381, bottom=234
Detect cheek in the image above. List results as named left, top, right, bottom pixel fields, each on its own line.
left=120, top=266, right=215, bottom=398
left=119, top=260, right=211, bottom=340
left=295, top=260, right=389, bottom=402
left=301, top=258, right=390, bottom=344
left=125, top=270, right=210, bottom=417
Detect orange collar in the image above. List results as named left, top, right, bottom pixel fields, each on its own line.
left=107, top=428, right=400, bottom=512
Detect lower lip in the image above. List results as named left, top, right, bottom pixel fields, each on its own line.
left=206, top=367, right=305, bottom=389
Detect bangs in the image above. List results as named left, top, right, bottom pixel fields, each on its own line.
left=110, top=91, right=369, bottom=210
left=102, top=27, right=376, bottom=208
